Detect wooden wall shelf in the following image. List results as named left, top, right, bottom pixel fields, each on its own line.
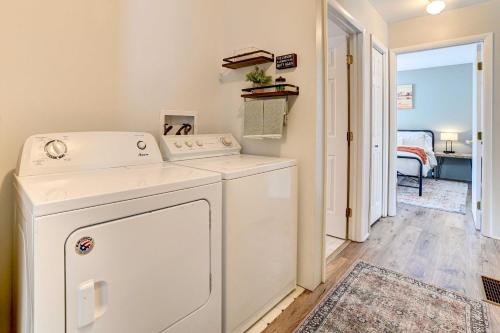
left=223, top=50, right=274, bottom=69
left=241, top=91, right=299, bottom=99
left=241, top=84, right=299, bottom=99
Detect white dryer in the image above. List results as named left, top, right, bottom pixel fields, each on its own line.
left=14, top=132, right=222, bottom=333
left=160, top=134, right=298, bottom=333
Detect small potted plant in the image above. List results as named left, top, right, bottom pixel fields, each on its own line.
left=275, top=76, right=286, bottom=92
left=246, top=66, right=272, bottom=92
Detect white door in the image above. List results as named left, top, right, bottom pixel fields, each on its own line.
left=326, top=32, right=349, bottom=238
left=65, top=200, right=211, bottom=333
left=370, top=47, right=384, bottom=225
left=472, top=42, right=483, bottom=230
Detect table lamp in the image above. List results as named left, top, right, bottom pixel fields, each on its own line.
left=441, top=132, right=458, bottom=154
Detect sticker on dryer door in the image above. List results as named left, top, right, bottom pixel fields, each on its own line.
left=75, top=236, right=95, bottom=255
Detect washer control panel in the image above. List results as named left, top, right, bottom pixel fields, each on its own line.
left=160, top=134, right=241, bottom=161
left=17, top=132, right=163, bottom=177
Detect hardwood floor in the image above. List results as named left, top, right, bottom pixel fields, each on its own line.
left=264, top=202, right=500, bottom=333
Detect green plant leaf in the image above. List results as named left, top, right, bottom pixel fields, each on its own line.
left=245, top=66, right=272, bottom=85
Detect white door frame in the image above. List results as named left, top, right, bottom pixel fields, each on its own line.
left=321, top=0, right=370, bottom=282
left=472, top=42, right=483, bottom=229
left=370, top=36, right=389, bottom=220
left=388, top=33, right=494, bottom=238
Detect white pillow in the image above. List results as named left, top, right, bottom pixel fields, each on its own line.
left=398, top=132, right=433, bottom=153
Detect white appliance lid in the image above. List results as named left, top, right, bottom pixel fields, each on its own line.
left=175, top=154, right=296, bottom=180
left=15, top=163, right=220, bottom=216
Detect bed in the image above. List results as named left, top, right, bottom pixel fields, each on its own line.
left=397, top=130, right=438, bottom=196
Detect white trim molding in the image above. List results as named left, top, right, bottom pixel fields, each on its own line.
left=388, top=33, right=495, bottom=239
left=326, top=0, right=370, bottom=245
left=327, top=0, right=364, bottom=33
left=388, top=50, right=398, bottom=217
left=321, top=0, right=370, bottom=284
left=349, top=30, right=371, bottom=244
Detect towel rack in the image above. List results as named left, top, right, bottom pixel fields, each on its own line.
left=241, top=84, right=299, bottom=126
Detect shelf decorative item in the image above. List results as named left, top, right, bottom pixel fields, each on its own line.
left=275, top=77, right=286, bottom=91
left=276, top=54, right=298, bottom=70
left=245, top=66, right=273, bottom=87
left=222, top=50, right=274, bottom=69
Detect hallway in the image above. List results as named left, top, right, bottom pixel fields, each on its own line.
left=265, top=201, right=500, bottom=332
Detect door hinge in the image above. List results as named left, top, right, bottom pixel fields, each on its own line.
left=345, top=208, right=352, bottom=218
left=346, top=54, right=353, bottom=65
left=477, top=201, right=481, bottom=210
left=477, top=131, right=483, bottom=141
left=347, top=131, right=354, bottom=142
left=477, top=61, right=483, bottom=71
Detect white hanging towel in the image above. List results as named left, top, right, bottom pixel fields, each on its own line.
left=243, top=100, right=264, bottom=138
left=263, top=98, right=286, bottom=139
left=243, top=98, right=286, bottom=139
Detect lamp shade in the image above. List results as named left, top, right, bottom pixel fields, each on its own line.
left=441, top=132, right=458, bottom=141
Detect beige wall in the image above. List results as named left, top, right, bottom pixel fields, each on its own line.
left=389, top=0, right=500, bottom=238
left=115, top=0, right=224, bottom=136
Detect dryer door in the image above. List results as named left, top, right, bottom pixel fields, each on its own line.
left=65, top=200, right=211, bottom=333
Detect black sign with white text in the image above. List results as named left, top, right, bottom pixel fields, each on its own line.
left=276, top=54, right=298, bottom=70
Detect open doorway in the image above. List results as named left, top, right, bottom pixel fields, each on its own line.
left=394, top=44, right=480, bottom=219
left=388, top=34, right=493, bottom=237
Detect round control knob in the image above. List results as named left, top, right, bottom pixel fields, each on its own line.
left=185, top=141, right=193, bottom=148
left=221, top=136, right=233, bottom=147
left=44, top=139, right=67, bottom=159
left=174, top=141, right=183, bottom=148
left=196, top=140, right=204, bottom=147
left=136, top=140, right=147, bottom=150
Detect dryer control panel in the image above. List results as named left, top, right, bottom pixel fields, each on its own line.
left=17, top=132, right=163, bottom=176
left=161, top=134, right=241, bottom=161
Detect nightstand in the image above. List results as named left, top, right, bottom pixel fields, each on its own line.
left=434, top=152, right=472, bottom=179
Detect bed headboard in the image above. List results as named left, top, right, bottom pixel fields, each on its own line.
left=398, top=130, right=435, bottom=151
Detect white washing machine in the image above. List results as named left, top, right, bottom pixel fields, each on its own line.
left=14, top=132, right=222, bottom=333
left=160, top=134, right=298, bottom=333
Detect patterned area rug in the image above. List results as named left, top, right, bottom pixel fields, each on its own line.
left=397, top=178, right=468, bottom=214
left=295, top=262, right=489, bottom=333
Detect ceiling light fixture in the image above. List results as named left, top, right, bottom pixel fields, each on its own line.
left=426, top=0, right=446, bottom=15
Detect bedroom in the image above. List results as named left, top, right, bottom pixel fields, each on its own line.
left=394, top=43, right=481, bottom=223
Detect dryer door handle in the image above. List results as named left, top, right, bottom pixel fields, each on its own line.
left=78, top=280, right=96, bottom=328
left=77, top=280, right=108, bottom=328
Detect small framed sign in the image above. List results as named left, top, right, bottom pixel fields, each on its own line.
left=276, top=53, right=298, bottom=70
left=397, top=84, right=414, bottom=110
